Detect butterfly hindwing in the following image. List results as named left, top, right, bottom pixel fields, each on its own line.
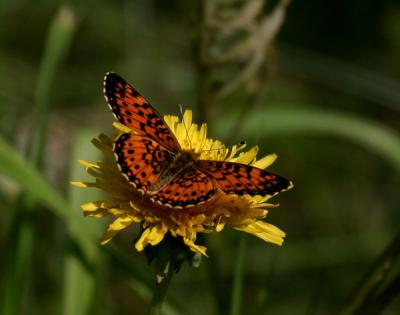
left=104, top=72, right=181, bottom=152
left=114, top=133, right=173, bottom=193
left=198, top=160, right=292, bottom=198
left=151, top=166, right=216, bottom=208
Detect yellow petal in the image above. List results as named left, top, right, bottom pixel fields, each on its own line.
left=164, top=115, right=179, bottom=133
left=195, top=123, right=207, bottom=152
left=250, top=195, right=273, bottom=204
left=226, top=141, right=246, bottom=161
left=174, top=110, right=193, bottom=149
left=77, top=160, right=98, bottom=169
left=70, top=181, right=88, bottom=187
left=81, top=201, right=102, bottom=211
left=215, top=221, right=225, bottom=232
left=92, top=134, right=113, bottom=150
left=183, top=110, right=193, bottom=128
left=112, top=121, right=137, bottom=134
left=81, top=202, right=109, bottom=217
left=252, top=153, right=277, bottom=169
left=231, top=146, right=259, bottom=164
left=234, top=221, right=286, bottom=246
left=135, top=223, right=168, bottom=251
left=183, top=237, right=208, bottom=257
left=100, top=216, right=135, bottom=244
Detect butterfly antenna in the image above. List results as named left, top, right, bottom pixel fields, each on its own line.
left=179, top=104, right=193, bottom=150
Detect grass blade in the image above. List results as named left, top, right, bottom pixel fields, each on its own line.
left=0, top=136, right=71, bottom=218
left=63, top=129, right=105, bottom=315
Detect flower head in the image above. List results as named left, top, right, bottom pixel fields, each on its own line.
left=72, top=110, right=292, bottom=256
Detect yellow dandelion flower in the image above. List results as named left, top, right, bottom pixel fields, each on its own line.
left=71, top=73, right=293, bottom=257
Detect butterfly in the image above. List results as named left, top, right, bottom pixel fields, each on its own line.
left=104, top=72, right=292, bottom=209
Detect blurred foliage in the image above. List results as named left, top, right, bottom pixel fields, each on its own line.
left=1, top=1, right=400, bottom=315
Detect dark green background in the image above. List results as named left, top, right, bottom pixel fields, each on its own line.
left=1, top=1, right=399, bottom=315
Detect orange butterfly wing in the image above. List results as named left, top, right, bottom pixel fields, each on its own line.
left=198, top=160, right=292, bottom=198
left=114, top=133, right=173, bottom=193
left=150, top=166, right=216, bottom=208
left=104, top=72, right=180, bottom=152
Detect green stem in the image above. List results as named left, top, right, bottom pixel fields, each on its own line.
left=147, top=265, right=174, bottom=315
left=230, top=235, right=248, bottom=315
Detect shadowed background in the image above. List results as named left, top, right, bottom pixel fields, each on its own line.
left=1, top=1, right=400, bottom=315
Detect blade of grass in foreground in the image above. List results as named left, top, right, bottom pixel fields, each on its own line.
left=63, top=129, right=105, bottom=315
left=0, top=135, right=71, bottom=219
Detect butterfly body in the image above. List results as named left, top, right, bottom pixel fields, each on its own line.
left=104, top=72, right=292, bottom=209
left=147, top=150, right=198, bottom=195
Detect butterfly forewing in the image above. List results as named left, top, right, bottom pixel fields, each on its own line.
left=198, top=160, right=292, bottom=198
left=104, top=72, right=181, bottom=152
left=114, top=134, right=173, bottom=193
